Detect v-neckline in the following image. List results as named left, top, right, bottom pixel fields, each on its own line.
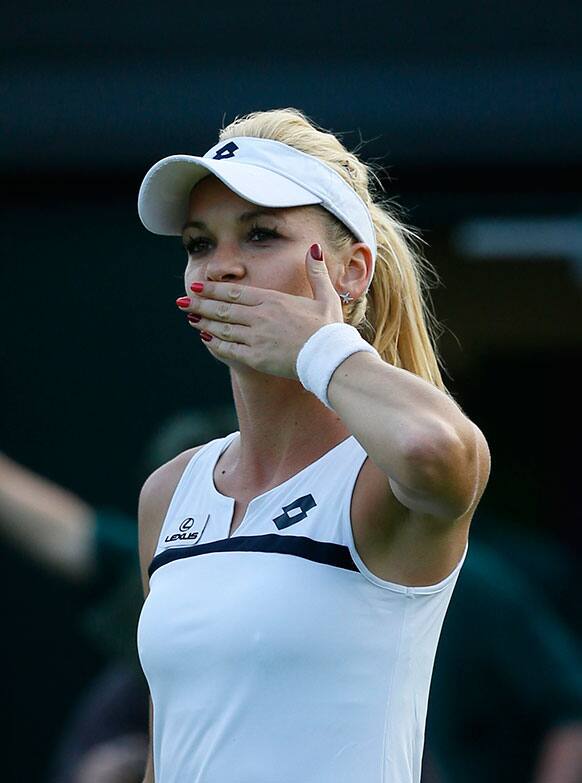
left=210, top=432, right=354, bottom=538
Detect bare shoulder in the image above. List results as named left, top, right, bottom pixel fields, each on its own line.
left=138, top=444, right=206, bottom=595
left=352, top=424, right=490, bottom=587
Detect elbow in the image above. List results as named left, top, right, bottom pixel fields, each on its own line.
left=403, top=419, right=468, bottom=471
left=403, top=421, right=482, bottom=519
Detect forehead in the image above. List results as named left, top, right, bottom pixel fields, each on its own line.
left=188, top=174, right=251, bottom=212
left=186, top=174, right=322, bottom=228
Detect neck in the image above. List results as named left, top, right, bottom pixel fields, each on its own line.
left=225, top=367, right=349, bottom=491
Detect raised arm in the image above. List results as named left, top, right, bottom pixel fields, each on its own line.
left=328, top=353, right=490, bottom=522
left=181, top=256, right=490, bottom=526
left=0, top=451, right=96, bottom=580
left=533, top=723, right=582, bottom=783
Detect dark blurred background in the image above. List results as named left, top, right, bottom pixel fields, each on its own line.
left=1, top=2, right=581, bottom=781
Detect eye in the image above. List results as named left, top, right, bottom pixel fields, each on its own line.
left=183, top=236, right=210, bottom=255
left=183, top=225, right=280, bottom=255
left=248, top=225, right=280, bottom=242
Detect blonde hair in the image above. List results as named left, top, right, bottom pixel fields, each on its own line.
left=219, top=108, right=451, bottom=396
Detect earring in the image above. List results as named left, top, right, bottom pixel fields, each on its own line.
left=339, top=291, right=353, bottom=304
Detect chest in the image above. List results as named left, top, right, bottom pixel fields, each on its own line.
left=213, top=455, right=312, bottom=538
left=214, top=453, right=399, bottom=542
left=140, top=549, right=398, bottom=680
left=152, top=436, right=398, bottom=577
left=213, top=464, right=257, bottom=536
left=228, top=499, right=251, bottom=536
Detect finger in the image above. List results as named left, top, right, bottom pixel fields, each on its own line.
left=305, top=243, right=336, bottom=302
left=199, top=333, right=253, bottom=365
left=187, top=316, right=251, bottom=345
left=189, top=281, right=264, bottom=307
left=188, top=297, right=253, bottom=326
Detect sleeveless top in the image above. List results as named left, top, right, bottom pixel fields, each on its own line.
left=137, top=432, right=467, bottom=783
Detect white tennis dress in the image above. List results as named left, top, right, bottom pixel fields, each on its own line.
left=137, top=432, right=466, bottom=783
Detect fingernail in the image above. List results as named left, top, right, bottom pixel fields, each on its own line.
left=310, top=243, right=323, bottom=260
left=200, top=331, right=213, bottom=342
left=176, top=296, right=191, bottom=307
left=187, top=314, right=201, bottom=323
left=190, top=282, right=204, bottom=293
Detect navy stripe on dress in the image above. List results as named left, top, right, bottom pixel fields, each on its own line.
left=149, top=534, right=358, bottom=577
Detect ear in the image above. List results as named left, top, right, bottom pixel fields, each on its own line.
left=334, top=243, right=374, bottom=299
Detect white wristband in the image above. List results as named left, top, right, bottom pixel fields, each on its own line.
left=296, top=323, right=380, bottom=409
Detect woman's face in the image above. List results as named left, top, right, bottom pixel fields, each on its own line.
left=182, top=175, right=338, bottom=298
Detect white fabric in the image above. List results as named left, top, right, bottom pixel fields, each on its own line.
left=137, top=136, right=377, bottom=286
left=296, top=322, right=380, bottom=409
left=137, top=432, right=467, bottom=783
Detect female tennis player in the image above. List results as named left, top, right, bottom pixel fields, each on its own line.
left=135, top=108, right=490, bottom=783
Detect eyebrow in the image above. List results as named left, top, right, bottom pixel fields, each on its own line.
left=181, top=209, right=282, bottom=235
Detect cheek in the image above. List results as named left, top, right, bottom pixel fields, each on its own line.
left=184, top=257, right=203, bottom=285
left=294, top=266, right=314, bottom=295
left=271, top=250, right=311, bottom=295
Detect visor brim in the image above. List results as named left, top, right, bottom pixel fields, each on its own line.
left=138, top=155, right=323, bottom=236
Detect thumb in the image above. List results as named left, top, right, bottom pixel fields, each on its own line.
left=306, top=243, right=335, bottom=301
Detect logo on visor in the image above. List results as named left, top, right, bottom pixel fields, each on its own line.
left=213, top=142, right=239, bottom=160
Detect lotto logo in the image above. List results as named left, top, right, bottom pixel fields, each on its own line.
left=273, top=494, right=317, bottom=530
left=212, top=142, right=239, bottom=160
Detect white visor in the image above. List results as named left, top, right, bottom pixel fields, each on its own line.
left=137, top=137, right=377, bottom=284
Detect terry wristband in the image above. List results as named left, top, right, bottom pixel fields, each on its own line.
left=296, top=323, right=380, bottom=409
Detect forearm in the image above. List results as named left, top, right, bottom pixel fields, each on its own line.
left=327, top=352, right=480, bottom=515
left=532, top=723, right=582, bottom=783
left=142, top=757, right=154, bottom=783
left=0, top=452, right=96, bottom=580
left=142, top=697, right=155, bottom=782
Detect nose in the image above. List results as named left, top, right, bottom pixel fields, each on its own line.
left=205, top=243, right=246, bottom=283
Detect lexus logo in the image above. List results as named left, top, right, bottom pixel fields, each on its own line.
left=164, top=514, right=210, bottom=546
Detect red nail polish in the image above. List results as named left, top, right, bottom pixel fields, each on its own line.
left=310, top=243, right=323, bottom=260
left=190, top=282, right=204, bottom=293
left=187, top=314, right=201, bottom=323
left=176, top=296, right=191, bottom=307
left=200, top=331, right=213, bottom=342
